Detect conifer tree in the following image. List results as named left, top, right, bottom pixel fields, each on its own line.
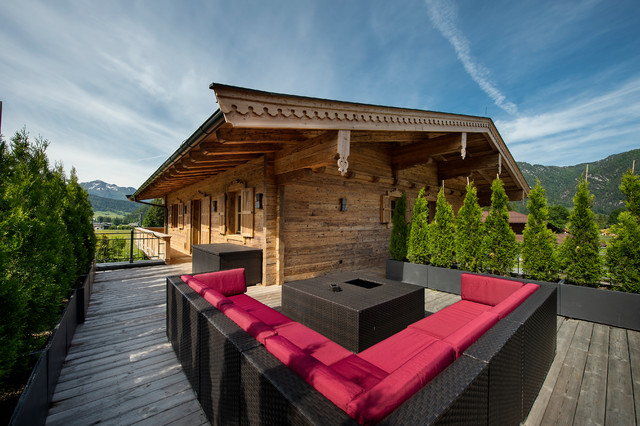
left=407, top=189, right=430, bottom=264
left=481, top=177, right=518, bottom=275
left=429, top=187, right=456, bottom=268
left=522, top=179, right=557, bottom=281
left=64, top=168, right=97, bottom=278
left=606, top=169, right=640, bottom=292
left=559, top=175, right=602, bottom=286
left=455, top=182, right=483, bottom=271
left=389, top=193, right=409, bottom=261
left=143, top=198, right=166, bottom=228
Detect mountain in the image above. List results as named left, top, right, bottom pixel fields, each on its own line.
left=88, top=194, right=139, bottom=215
left=80, top=180, right=137, bottom=201
left=516, top=149, right=640, bottom=214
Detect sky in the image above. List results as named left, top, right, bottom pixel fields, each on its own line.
left=1, top=0, right=639, bottom=188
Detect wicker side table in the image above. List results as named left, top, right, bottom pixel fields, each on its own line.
left=282, top=272, right=424, bottom=352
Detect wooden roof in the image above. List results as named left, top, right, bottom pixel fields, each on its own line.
left=131, top=83, right=529, bottom=203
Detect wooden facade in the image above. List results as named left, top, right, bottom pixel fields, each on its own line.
left=131, top=84, right=529, bottom=286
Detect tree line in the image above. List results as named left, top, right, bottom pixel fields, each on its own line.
left=0, top=129, right=96, bottom=386
left=390, top=169, right=640, bottom=293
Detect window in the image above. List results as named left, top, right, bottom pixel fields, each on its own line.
left=381, top=190, right=403, bottom=228
left=215, top=184, right=254, bottom=238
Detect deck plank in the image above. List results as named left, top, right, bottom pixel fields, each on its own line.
left=628, top=329, right=640, bottom=426
left=606, top=328, right=636, bottom=425
left=573, top=323, right=609, bottom=426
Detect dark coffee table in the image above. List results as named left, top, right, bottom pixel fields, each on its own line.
left=281, top=272, right=424, bottom=352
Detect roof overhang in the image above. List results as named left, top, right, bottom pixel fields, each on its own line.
left=131, top=83, right=529, bottom=203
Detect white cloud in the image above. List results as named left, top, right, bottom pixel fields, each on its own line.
left=425, top=0, right=518, bottom=115
left=496, top=77, right=640, bottom=165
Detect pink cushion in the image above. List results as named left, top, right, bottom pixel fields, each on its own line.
left=202, top=288, right=233, bottom=310
left=330, top=355, right=388, bottom=390
left=409, top=300, right=491, bottom=340
left=461, top=273, right=524, bottom=306
left=229, top=294, right=293, bottom=327
left=274, top=322, right=352, bottom=366
left=489, top=284, right=539, bottom=319
left=347, top=340, right=455, bottom=424
left=358, top=328, right=440, bottom=374
left=182, top=275, right=208, bottom=295
left=193, top=268, right=247, bottom=296
left=442, top=311, right=499, bottom=357
left=264, top=335, right=363, bottom=411
left=223, top=305, right=276, bottom=344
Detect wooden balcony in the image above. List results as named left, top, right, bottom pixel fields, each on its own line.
left=46, top=264, right=640, bottom=425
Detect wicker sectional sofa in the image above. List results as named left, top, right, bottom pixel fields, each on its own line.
left=167, top=269, right=556, bottom=425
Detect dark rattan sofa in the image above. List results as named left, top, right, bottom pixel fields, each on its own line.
left=167, top=270, right=556, bottom=425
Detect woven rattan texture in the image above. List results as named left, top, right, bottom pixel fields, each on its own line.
left=466, top=319, right=524, bottom=424
left=282, top=272, right=424, bottom=352
left=240, top=346, right=355, bottom=425
left=381, top=355, right=489, bottom=425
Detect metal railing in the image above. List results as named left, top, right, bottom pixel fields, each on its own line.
left=95, top=228, right=171, bottom=263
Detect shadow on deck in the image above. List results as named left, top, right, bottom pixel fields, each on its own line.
left=46, top=264, right=640, bottom=425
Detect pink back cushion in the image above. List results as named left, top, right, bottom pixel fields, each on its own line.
left=461, top=273, right=524, bottom=306
left=358, top=328, right=440, bottom=374
left=442, top=311, right=499, bottom=358
left=202, top=288, right=233, bottom=310
left=193, top=268, right=247, bottom=296
left=223, top=305, right=276, bottom=345
left=489, top=283, right=539, bottom=319
left=182, top=275, right=207, bottom=295
left=347, top=340, right=455, bottom=424
left=264, top=335, right=364, bottom=411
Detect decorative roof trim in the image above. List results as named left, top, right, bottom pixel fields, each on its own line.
left=212, top=83, right=492, bottom=133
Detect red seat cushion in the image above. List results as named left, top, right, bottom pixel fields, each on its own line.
left=347, top=340, right=455, bottom=424
left=222, top=305, right=276, bottom=344
left=330, top=355, right=388, bottom=390
left=358, top=328, right=440, bottom=374
left=489, top=283, right=539, bottom=319
left=442, top=311, right=499, bottom=357
left=408, top=300, right=491, bottom=340
left=193, top=268, right=247, bottom=296
left=202, top=288, right=233, bottom=310
left=461, top=273, right=524, bottom=306
left=229, top=294, right=293, bottom=327
left=274, top=322, right=352, bottom=366
left=264, top=335, right=363, bottom=412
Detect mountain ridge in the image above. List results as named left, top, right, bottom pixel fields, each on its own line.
left=80, top=180, right=136, bottom=201
left=517, top=149, right=639, bottom=214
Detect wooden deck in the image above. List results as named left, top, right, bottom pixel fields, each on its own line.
left=47, top=265, right=640, bottom=425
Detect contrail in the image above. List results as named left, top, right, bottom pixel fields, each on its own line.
left=425, top=0, right=518, bottom=115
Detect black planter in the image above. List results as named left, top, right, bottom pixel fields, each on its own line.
left=386, top=259, right=430, bottom=287
left=559, top=283, right=640, bottom=331
left=427, top=265, right=464, bottom=294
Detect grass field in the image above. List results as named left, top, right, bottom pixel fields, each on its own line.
left=94, top=230, right=147, bottom=262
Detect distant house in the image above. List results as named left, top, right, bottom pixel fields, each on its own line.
left=482, top=210, right=529, bottom=238
left=130, top=84, right=530, bottom=285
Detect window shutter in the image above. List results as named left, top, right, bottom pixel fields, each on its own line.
left=186, top=202, right=192, bottom=248
left=177, top=203, right=184, bottom=228
left=241, top=187, right=254, bottom=238
left=381, top=195, right=391, bottom=224
left=202, top=196, right=210, bottom=244
left=217, top=194, right=226, bottom=235
left=168, top=204, right=173, bottom=228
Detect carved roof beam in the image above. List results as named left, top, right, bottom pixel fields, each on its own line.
left=198, top=142, right=281, bottom=156
left=438, top=152, right=499, bottom=180
left=215, top=128, right=308, bottom=144
left=392, top=133, right=463, bottom=170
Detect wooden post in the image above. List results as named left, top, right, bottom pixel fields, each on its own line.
left=586, top=164, right=589, bottom=182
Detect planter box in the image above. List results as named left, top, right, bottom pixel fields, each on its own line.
left=385, top=259, right=428, bottom=287
left=385, top=260, right=640, bottom=331
left=428, top=265, right=464, bottom=294
left=560, top=283, right=640, bottom=331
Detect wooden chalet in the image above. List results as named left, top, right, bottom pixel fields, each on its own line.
left=130, top=84, right=530, bottom=286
